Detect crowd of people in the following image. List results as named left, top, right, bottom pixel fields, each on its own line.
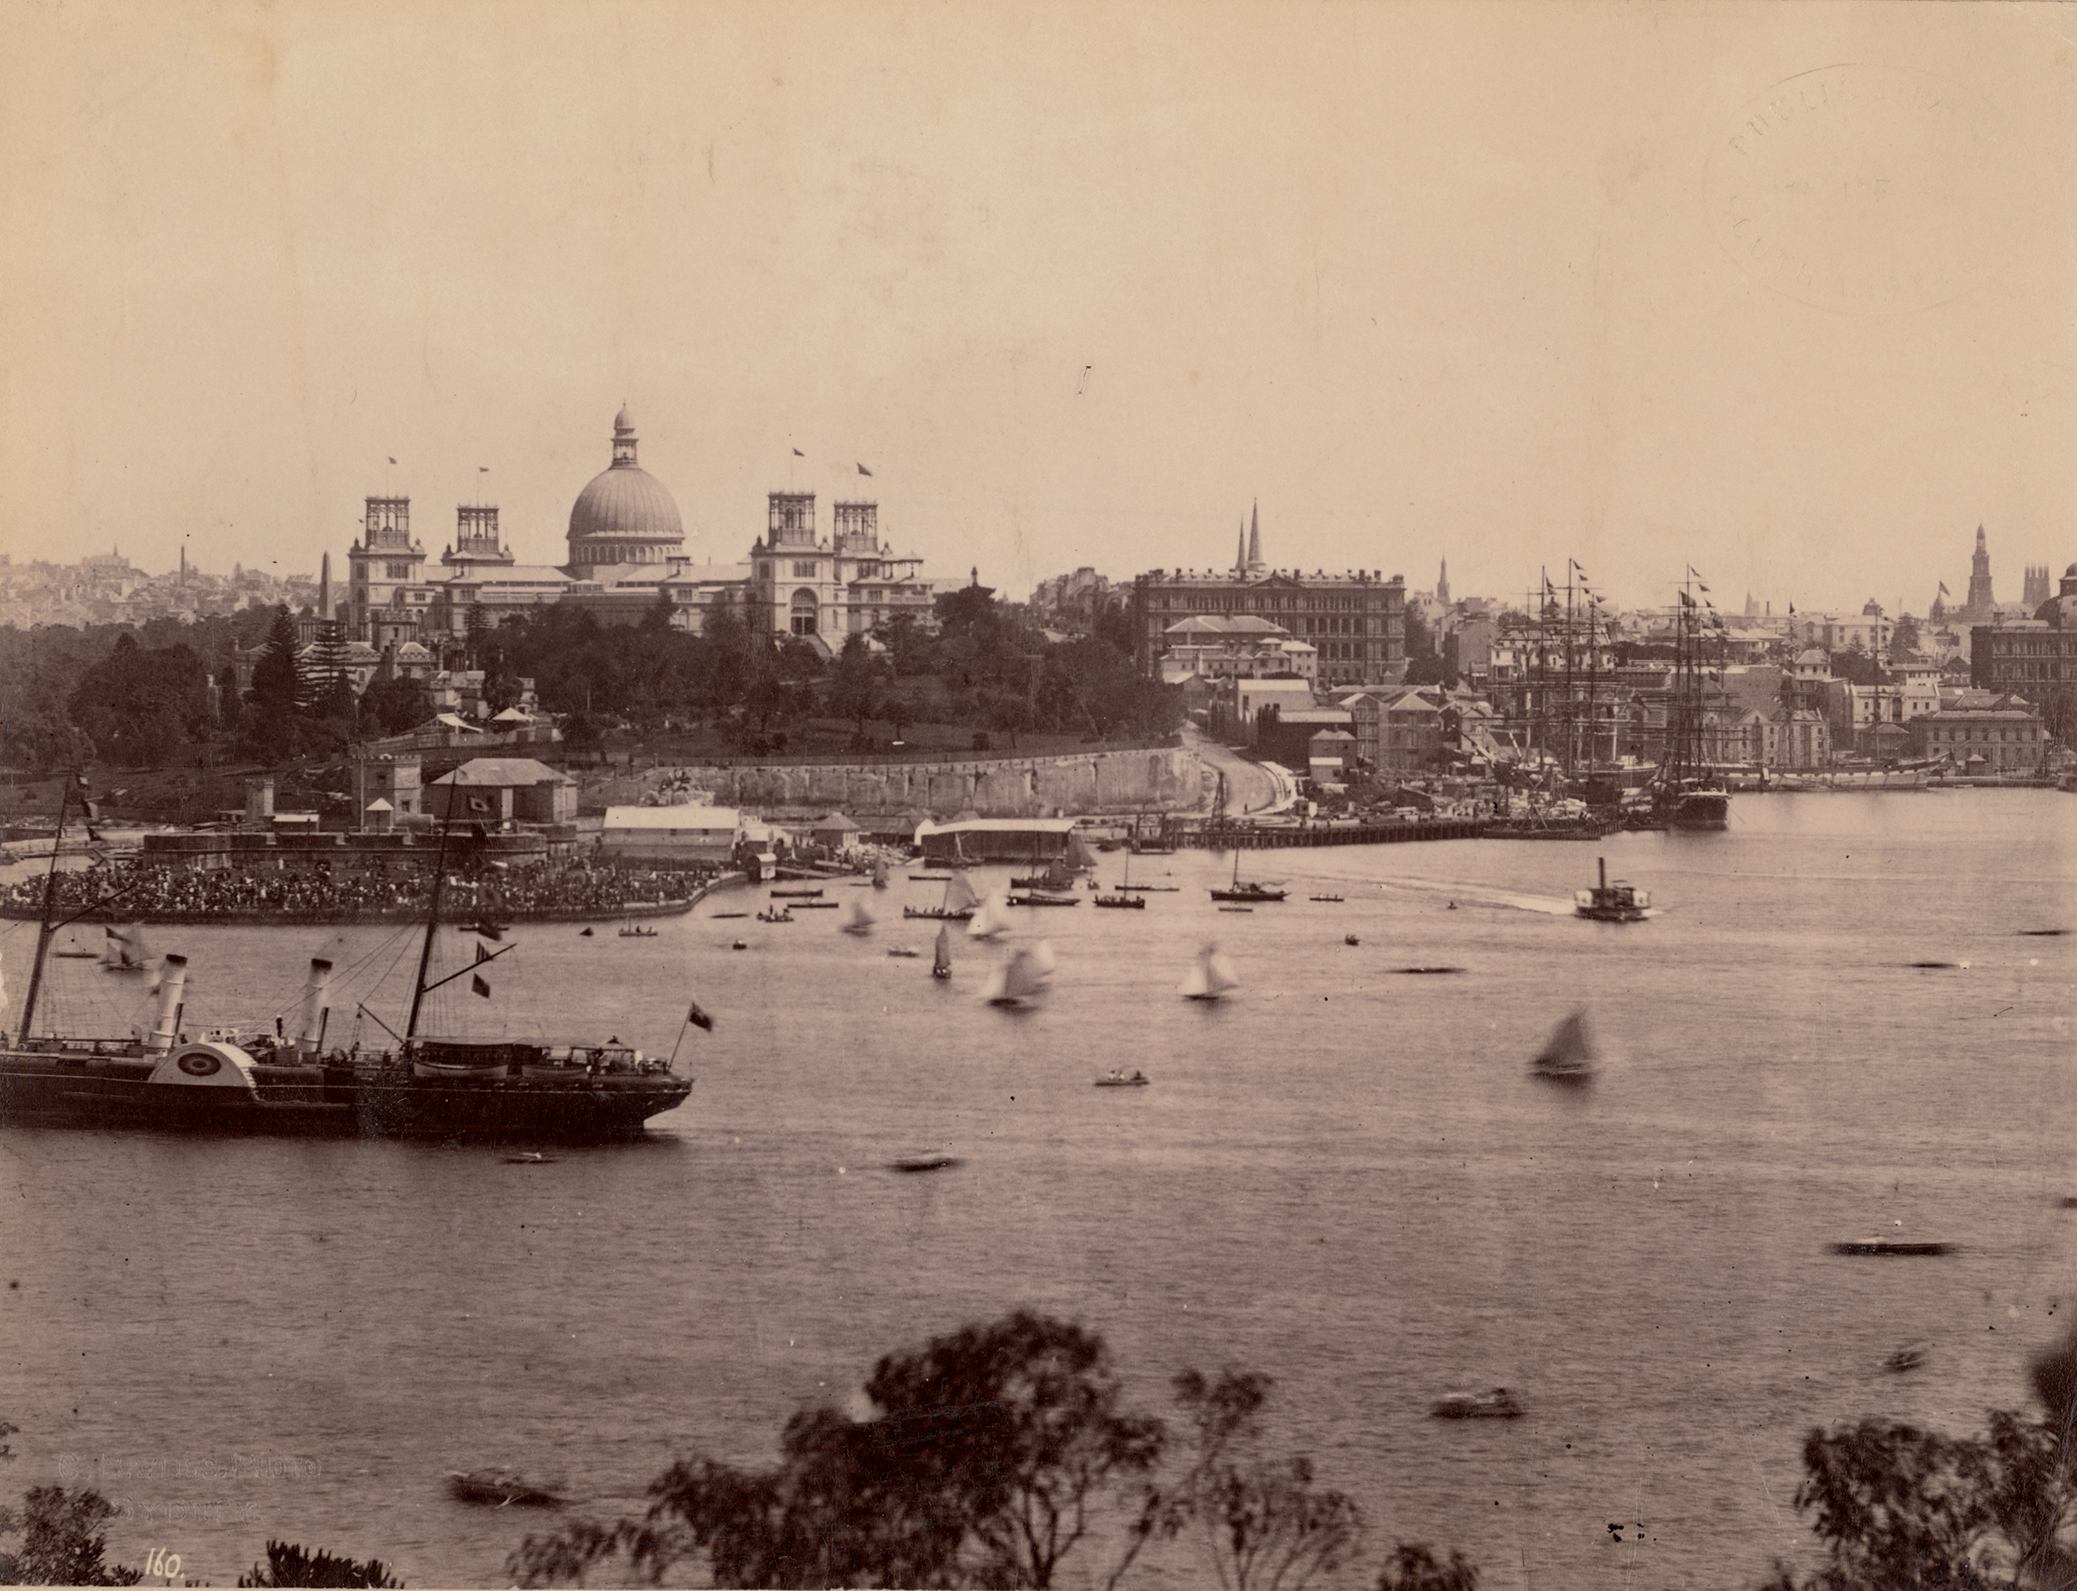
left=0, top=856, right=717, bottom=923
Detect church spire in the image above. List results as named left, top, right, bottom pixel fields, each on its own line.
left=1236, top=520, right=1247, bottom=574
left=1246, top=500, right=1261, bottom=573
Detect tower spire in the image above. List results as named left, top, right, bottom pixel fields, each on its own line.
left=1236, top=520, right=1246, bottom=574
left=1246, top=500, right=1261, bottom=572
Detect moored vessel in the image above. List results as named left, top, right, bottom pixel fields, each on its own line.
left=0, top=778, right=696, bottom=1141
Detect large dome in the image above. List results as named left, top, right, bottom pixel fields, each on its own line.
left=566, top=408, right=684, bottom=571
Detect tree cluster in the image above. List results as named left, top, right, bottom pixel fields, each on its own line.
left=2, top=607, right=273, bottom=771
left=1762, top=1326, right=2077, bottom=1589
left=509, top=1312, right=1470, bottom=1591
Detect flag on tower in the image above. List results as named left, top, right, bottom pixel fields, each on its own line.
left=792, top=448, right=805, bottom=457
left=857, top=463, right=873, bottom=477
left=388, top=456, right=396, bottom=465
left=1938, top=581, right=1950, bottom=596
left=479, top=466, right=489, bottom=473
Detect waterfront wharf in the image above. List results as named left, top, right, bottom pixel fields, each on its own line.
left=1186, top=818, right=1488, bottom=849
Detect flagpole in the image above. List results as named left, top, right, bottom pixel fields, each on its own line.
left=668, top=1013, right=690, bottom=1069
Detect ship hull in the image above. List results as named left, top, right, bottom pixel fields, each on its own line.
left=1666, top=791, right=1730, bottom=830
left=0, top=1050, right=691, bottom=1141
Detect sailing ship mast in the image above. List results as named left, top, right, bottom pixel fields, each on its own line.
left=404, top=802, right=460, bottom=1042
left=14, top=773, right=79, bottom=1042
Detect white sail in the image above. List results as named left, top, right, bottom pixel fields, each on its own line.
left=986, top=942, right=1055, bottom=1004
left=933, top=925, right=952, bottom=975
left=944, top=871, right=982, bottom=914
left=968, top=891, right=1012, bottom=939
left=841, top=899, right=877, bottom=934
left=1180, top=946, right=1240, bottom=1000
left=101, top=924, right=152, bottom=970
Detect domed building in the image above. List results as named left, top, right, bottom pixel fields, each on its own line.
left=565, top=406, right=686, bottom=575
left=343, top=406, right=939, bottom=656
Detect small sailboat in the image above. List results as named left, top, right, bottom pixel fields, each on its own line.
left=840, top=898, right=877, bottom=935
left=1179, top=945, right=1240, bottom=1001
left=1531, top=1008, right=1595, bottom=1082
left=618, top=916, right=658, bottom=938
left=984, top=941, right=1055, bottom=1007
left=907, top=869, right=980, bottom=921
left=1096, top=849, right=1148, bottom=909
left=968, top=891, right=1013, bottom=940
left=1210, top=851, right=1286, bottom=904
left=100, top=923, right=154, bottom=973
left=932, top=924, right=953, bottom=980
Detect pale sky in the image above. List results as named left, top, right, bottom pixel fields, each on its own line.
left=2, top=0, right=2071, bottom=615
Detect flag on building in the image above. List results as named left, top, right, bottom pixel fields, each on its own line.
left=471, top=974, right=491, bottom=998
left=793, top=448, right=805, bottom=457
left=388, top=456, right=396, bottom=465
left=857, top=463, right=873, bottom=477
left=686, top=1000, right=714, bottom=1032
left=1938, top=581, right=1950, bottom=595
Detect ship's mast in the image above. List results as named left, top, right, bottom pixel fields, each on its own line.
left=404, top=801, right=459, bottom=1042
left=15, top=774, right=75, bottom=1042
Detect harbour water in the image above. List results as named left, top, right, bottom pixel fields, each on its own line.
left=3, top=790, right=2073, bottom=1589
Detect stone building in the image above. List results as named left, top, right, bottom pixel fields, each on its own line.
left=746, top=493, right=934, bottom=649
left=1909, top=700, right=2047, bottom=773
left=1132, top=506, right=1405, bottom=689
left=1971, top=562, right=2077, bottom=701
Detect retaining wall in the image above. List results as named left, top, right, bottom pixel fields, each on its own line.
left=664, top=746, right=1206, bottom=818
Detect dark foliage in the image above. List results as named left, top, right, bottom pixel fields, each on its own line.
left=63, top=633, right=213, bottom=768
left=511, top=1312, right=1165, bottom=1589
left=237, top=1539, right=405, bottom=1588
left=1376, top=1544, right=1480, bottom=1591
left=0, top=1486, right=142, bottom=1585
left=1764, top=1326, right=2077, bottom=1589
left=242, top=604, right=309, bottom=758
left=1165, top=1369, right=1363, bottom=1591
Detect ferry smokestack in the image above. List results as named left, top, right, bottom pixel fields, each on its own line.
left=148, top=955, right=189, bottom=1054
left=297, top=958, right=334, bottom=1061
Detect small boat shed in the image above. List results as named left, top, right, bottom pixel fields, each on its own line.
left=916, top=817, right=1078, bottom=866
left=809, top=812, right=862, bottom=850
left=600, top=805, right=743, bottom=863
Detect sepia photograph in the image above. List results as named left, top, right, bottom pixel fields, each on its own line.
left=1, top=2, right=2073, bottom=1587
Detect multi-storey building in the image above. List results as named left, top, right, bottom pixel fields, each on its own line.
left=346, top=496, right=430, bottom=649
left=1909, top=699, right=2047, bottom=772
left=338, top=409, right=937, bottom=659
left=1789, top=600, right=1894, bottom=656
left=1971, top=562, right=2077, bottom=697
left=1131, top=509, right=1404, bottom=689
left=1029, top=567, right=1113, bottom=634
left=746, top=494, right=934, bottom=644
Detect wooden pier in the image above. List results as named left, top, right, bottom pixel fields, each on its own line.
left=1185, top=818, right=1487, bottom=850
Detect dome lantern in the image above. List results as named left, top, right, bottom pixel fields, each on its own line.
left=567, top=407, right=684, bottom=573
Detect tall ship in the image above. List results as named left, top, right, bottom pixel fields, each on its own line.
left=1652, top=567, right=1732, bottom=831
left=0, top=778, right=695, bottom=1140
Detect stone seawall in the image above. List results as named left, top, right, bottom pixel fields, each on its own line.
left=668, top=746, right=1206, bottom=817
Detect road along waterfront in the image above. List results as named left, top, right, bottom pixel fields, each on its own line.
left=1, top=789, right=2072, bottom=1588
